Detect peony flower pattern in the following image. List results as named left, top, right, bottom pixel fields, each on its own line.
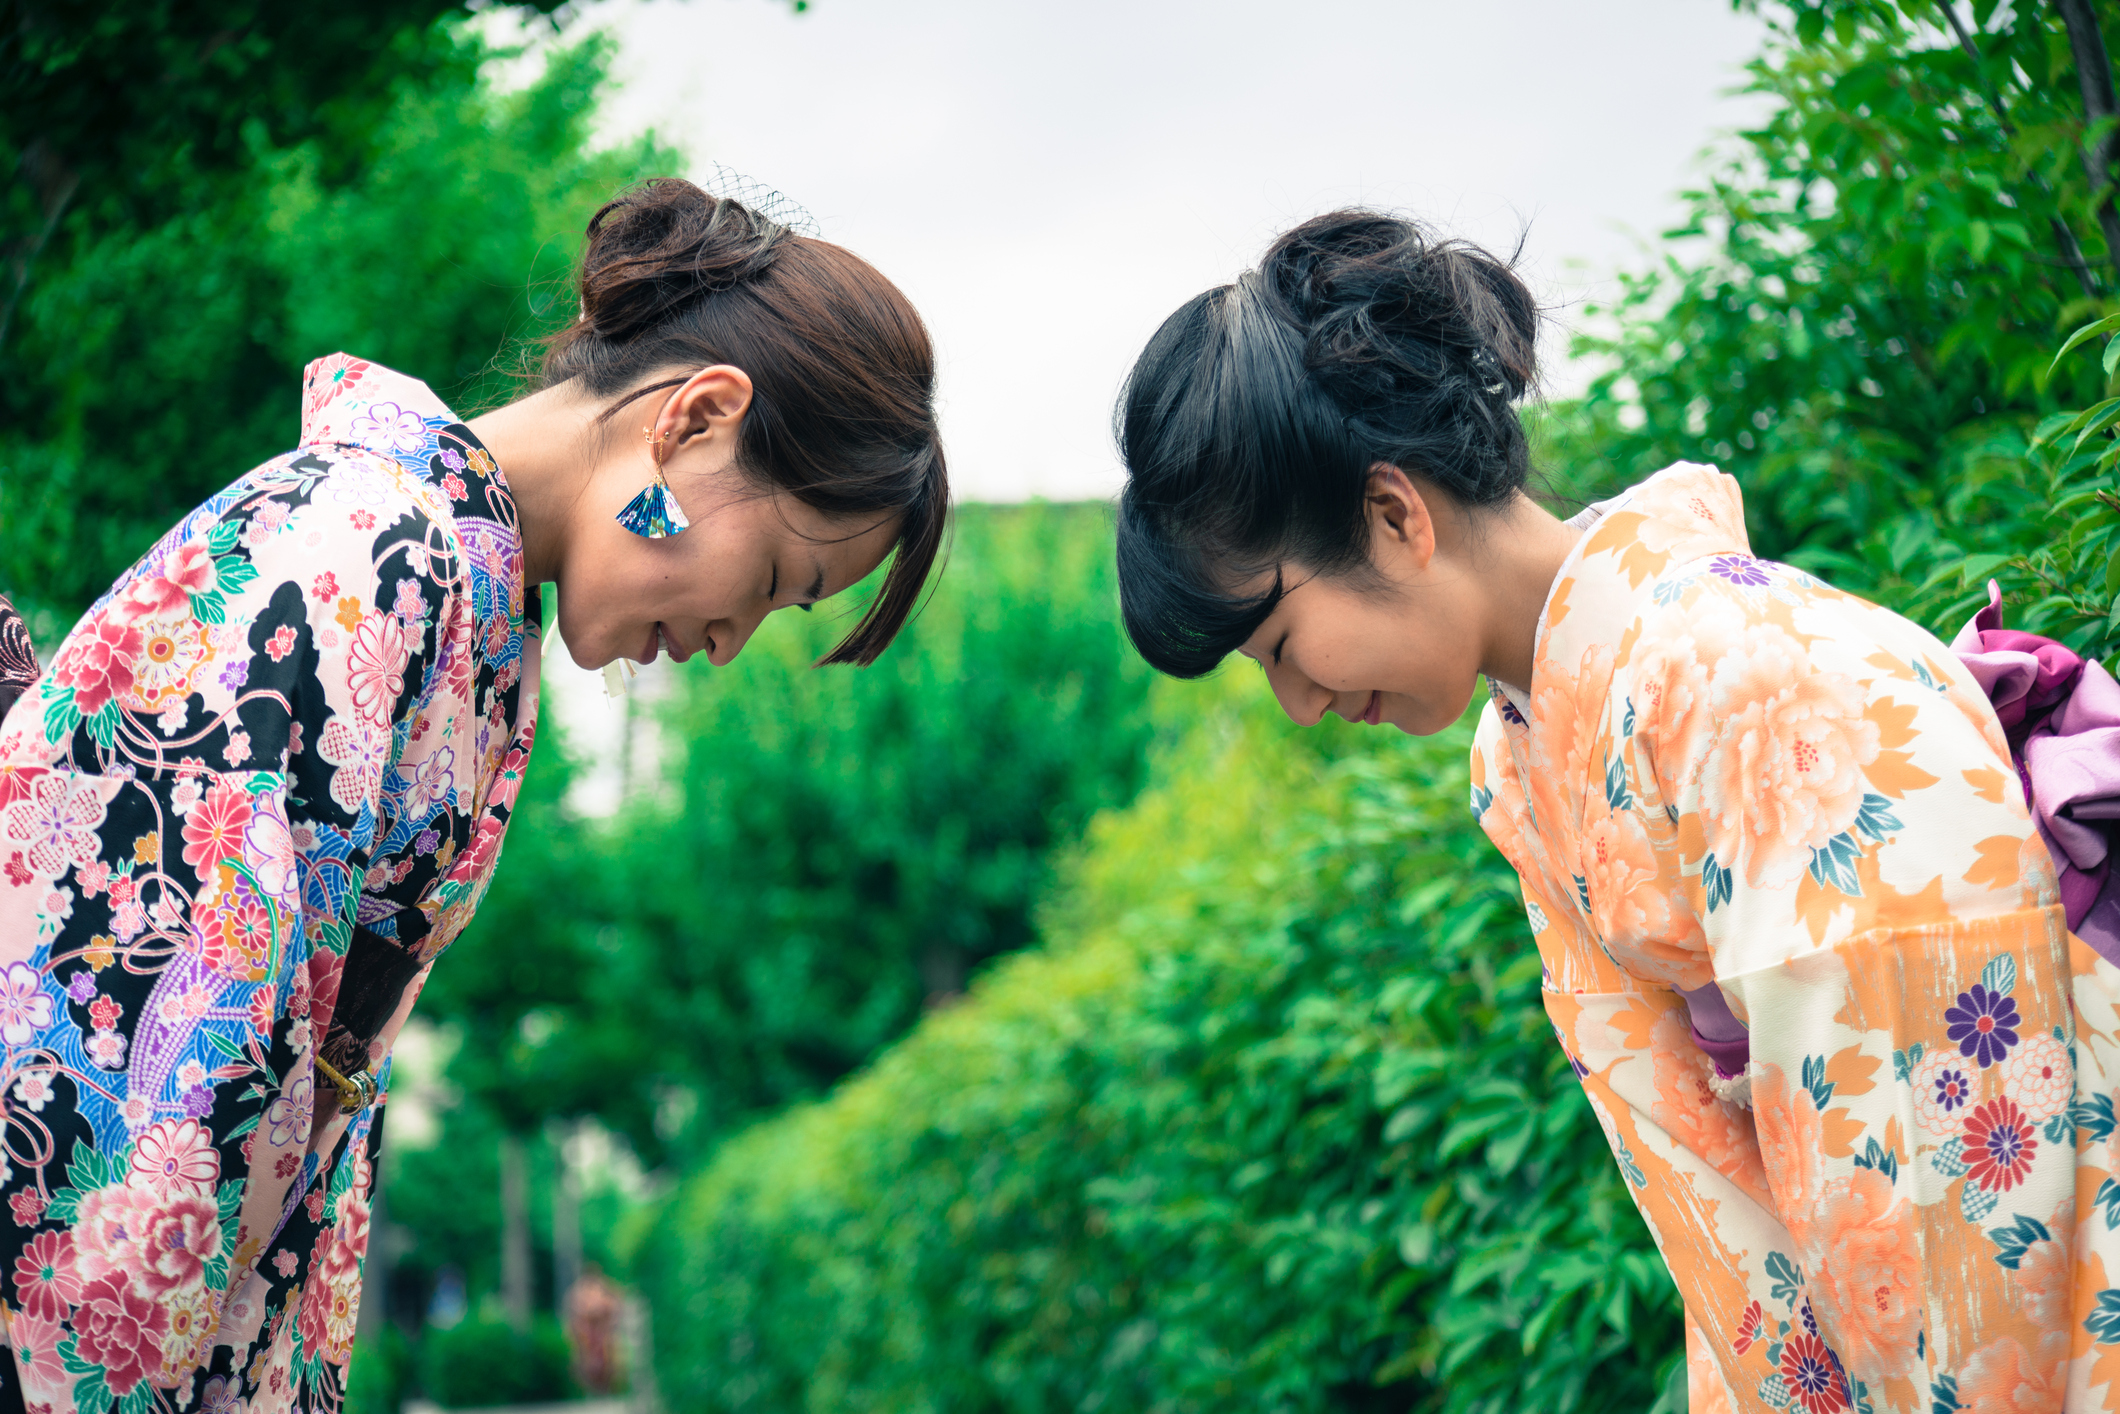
left=0, top=358, right=539, bottom=1408
left=1467, top=462, right=2117, bottom=1410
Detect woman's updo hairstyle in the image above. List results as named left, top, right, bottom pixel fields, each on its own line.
left=540, top=177, right=948, bottom=666
left=1115, top=209, right=1540, bottom=678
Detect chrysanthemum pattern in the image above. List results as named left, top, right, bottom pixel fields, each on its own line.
left=1468, top=463, right=2119, bottom=1413
left=2001, top=1033, right=2072, bottom=1121
left=1911, top=1050, right=1977, bottom=1135
left=0, top=358, right=540, bottom=1411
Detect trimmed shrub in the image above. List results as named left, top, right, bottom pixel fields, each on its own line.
left=628, top=682, right=1684, bottom=1413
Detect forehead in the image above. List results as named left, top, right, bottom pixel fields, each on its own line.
left=765, top=495, right=899, bottom=567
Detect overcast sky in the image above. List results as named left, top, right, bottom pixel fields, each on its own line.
left=507, top=0, right=1775, bottom=795
left=516, top=0, right=1771, bottom=503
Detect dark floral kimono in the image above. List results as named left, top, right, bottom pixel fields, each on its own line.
left=0, top=356, right=540, bottom=1413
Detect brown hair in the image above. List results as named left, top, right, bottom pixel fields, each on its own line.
left=540, top=178, right=948, bottom=666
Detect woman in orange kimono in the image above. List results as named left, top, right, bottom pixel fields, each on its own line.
left=1112, top=209, right=2118, bottom=1412
left=0, top=178, right=947, bottom=1413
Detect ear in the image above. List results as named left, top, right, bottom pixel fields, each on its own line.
left=656, top=365, right=755, bottom=451
left=1364, top=463, right=1438, bottom=576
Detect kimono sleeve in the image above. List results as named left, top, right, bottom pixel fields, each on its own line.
left=16, top=462, right=463, bottom=943
left=1619, top=577, right=2077, bottom=1400
left=211, top=471, right=462, bottom=848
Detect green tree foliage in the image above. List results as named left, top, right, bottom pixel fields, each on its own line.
left=422, top=503, right=1159, bottom=1157
left=0, top=25, right=669, bottom=632
left=624, top=5, right=2120, bottom=1409
left=628, top=685, right=1683, bottom=1414
left=1550, top=0, right=2118, bottom=611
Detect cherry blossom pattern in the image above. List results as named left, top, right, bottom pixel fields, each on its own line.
left=0, top=961, right=53, bottom=1045
left=319, top=713, right=389, bottom=815
left=4, top=771, right=106, bottom=880
left=346, top=399, right=429, bottom=458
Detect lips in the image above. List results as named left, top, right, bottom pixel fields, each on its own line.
left=1362, top=690, right=1382, bottom=726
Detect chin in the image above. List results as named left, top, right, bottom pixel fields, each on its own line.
left=565, top=635, right=616, bottom=671
left=1387, top=685, right=1476, bottom=736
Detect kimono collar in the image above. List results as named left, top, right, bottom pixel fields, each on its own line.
left=299, top=353, right=472, bottom=481
left=293, top=354, right=527, bottom=613
left=1488, top=461, right=1752, bottom=728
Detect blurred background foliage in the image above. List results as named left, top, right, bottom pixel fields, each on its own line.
left=0, top=14, right=667, bottom=633
left=1, top=0, right=2116, bottom=1410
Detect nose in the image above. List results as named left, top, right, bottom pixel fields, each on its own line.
left=704, top=609, right=765, bottom=667
left=1265, top=664, right=1335, bottom=728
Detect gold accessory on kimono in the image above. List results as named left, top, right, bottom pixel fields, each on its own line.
left=314, top=1054, right=380, bottom=1116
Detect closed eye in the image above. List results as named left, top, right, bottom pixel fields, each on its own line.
left=1272, top=634, right=1286, bottom=667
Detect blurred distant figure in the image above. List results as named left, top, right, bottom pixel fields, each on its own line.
left=565, top=1262, right=625, bottom=1394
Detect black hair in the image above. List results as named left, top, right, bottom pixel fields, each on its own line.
left=1114, top=209, right=1539, bottom=678
left=541, top=178, right=948, bottom=666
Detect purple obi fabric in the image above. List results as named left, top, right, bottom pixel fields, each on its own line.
left=1953, top=580, right=2120, bottom=963
left=1674, top=581, right=2120, bottom=1079
left=1678, top=979, right=1752, bottom=1079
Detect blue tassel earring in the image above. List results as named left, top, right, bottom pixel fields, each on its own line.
left=616, top=424, right=690, bottom=538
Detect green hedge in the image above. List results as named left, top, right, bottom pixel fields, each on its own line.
left=627, top=681, right=1683, bottom=1413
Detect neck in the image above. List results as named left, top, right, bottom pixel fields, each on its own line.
left=1476, top=492, right=1583, bottom=693
left=467, top=382, right=607, bottom=586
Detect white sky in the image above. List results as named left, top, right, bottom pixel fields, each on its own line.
left=502, top=0, right=1775, bottom=799
left=521, top=0, right=1771, bottom=503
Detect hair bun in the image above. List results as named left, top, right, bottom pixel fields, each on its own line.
left=1258, top=211, right=1539, bottom=505
left=576, top=178, right=791, bottom=344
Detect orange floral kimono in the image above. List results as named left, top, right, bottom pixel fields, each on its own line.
left=1470, top=463, right=2120, bottom=1413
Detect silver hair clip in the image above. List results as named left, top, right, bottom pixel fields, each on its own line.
left=698, top=161, right=821, bottom=238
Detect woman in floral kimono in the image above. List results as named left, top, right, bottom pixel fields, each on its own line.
left=0, top=177, right=947, bottom=1414
left=1112, top=209, right=2120, bottom=1413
